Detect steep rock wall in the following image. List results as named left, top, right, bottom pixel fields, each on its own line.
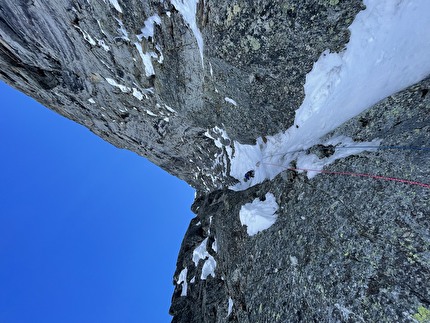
left=1, top=1, right=429, bottom=322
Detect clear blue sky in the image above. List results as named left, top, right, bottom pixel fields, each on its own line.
left=0, top=81, right=195, bottom=323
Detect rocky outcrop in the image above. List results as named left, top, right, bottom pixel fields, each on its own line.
left=1, top=1, right=429, bottom=322
left=170, top=77, right=430, bottom=322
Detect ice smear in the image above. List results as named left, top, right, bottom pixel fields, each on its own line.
left=177, top=268, right=188, bottom=296
left=239, top=193, right=279, bottom=236
left=171, top=0, right=204, bottom=65
left=108, top=0, right=123, bottom=13
left=208, top=0, right=430, bottom=191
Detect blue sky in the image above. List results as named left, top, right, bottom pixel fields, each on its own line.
left=0, top=81, right=195, bottom=323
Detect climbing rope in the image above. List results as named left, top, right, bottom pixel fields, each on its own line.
left=262, top=145, right=430, bottom=160
left=262, top=163, right=430, bottom=189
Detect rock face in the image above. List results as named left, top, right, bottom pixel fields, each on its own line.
left=1, top=1, right=429, bottom=322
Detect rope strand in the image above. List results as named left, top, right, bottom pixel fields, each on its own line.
left=262, top=163, right=430, bottom=189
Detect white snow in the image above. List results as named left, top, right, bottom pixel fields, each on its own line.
left=134, top=42, right=156, bottom=77
left=204, top=0, right=430, bottom=191
left=171, top=0, right=204, bottom=65
left=212, top=238, right=218, bottom=253
left=192, top=238, right=216, bottom=280
left=239, top=193, right=279, bottom=236
left=97, top=39, right=110, bottom=51
left=177, top=268, right=188, bottom=297
left=74, top=26, right=96, bottom=46
left=137, top=15, right=161, bottom=41
left=156, top=44, right=164, bottom=63
left=108, top=0, right=123, bottom=13
left=132, top=88, right=144, bottom=100
left=227, top=297, right=234, bottom=317
left=224, top=97, right=237, bottom=106
left=115, top=18, right=130, bottom=41
left=201, top=255, right=216, bottom=279
left=88, top=98, right=96, bottom=104
left=145, top=109, right=157, bottom=117
left=105, top=77, right=130, bottom=93
left=296, top=136, right=382, bottom=179
left=192, top=238, right=209, bottom=267
left=164, top=104, right=176, bottom=113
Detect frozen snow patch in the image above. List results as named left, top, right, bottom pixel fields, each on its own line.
left=296, top=137, right=382, bottom=179
left=115, top=18, right=130, bottom=41
left=239, top=193, right=279, bottom=236
left=134, top=42, right=157, bottom=77
left=201, top=255, right=216, bottom=280
left=171, top=0, right=204, bottom=65
left=227, top=297, right=234, bottom=317
left=105, top=77, right=130, bottom=93
left=74, top=26, right=96, bottom=46
left=177, top=267, right=188, bottom=297
left=192, top=238, right=216, bottom=280
left=192, top=238, right=209, bottom=266
left=227, top=0, right=430, bottom=191
left=108, top=0, right=123, bottom=13
left=225, top=97, right=237, bottom=106
left=212, top=238, right=218, bottom=253
left=138, top=15, right=161, bottom=41
left=132, top=88, right=144, bottom=100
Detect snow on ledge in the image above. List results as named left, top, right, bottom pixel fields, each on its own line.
left=171, top=0, right=204, bottom=65
left=220, top=0, right=430, bottom=191
left=192, top=238, right=216, bottom=280
left=108, top=0, right=123, bottom=13
left=177, top=267, right=188, bottom=296
left=239, top=193, right=279, bottom=236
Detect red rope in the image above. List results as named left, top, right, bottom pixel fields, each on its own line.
left=262, top=163, right=430, bottom=189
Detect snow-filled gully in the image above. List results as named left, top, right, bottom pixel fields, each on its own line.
left=205, top=0, right=430, bottom=192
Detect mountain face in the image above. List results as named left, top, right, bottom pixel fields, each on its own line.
left=1, top=1, right=429, bottom=322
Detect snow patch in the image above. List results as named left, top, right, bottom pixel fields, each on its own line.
left=134, top=42, right=156, bottom=77
left=201, top=255, right=216, bottom=280
left=212, top=238, right=218, bottom=253
left=239, top=193, right=279, bottom=236
left=132, top=88, right=144, bottom=100
left=105, top=77, right=130, bottom=93
left=192, top=238, right=216, bottom=280
left=74, top=26, right=96, bottom=46
left=221, top=0, right=430, bottom=191
left=137, top=15, right=161, bottom=41
left=192, top=238, right=209, bottom=267
left=88, top=98, right=96, bottom=104
left=115, top=18, right=130, bottom=41
left=177, top=268, right=188, bottom=297
left=145, top=109, right=157, bottom=117
left=97, top=39, right=110, bottom=51
left=171, top=0, right=204, bottom=65
left=227, top=297, right=234, bottom=317
left=225, top=97, right=237, bottom=106
left=296, top=136, right=382, bottom=179
left=108, top=0, right=123, bottom=13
